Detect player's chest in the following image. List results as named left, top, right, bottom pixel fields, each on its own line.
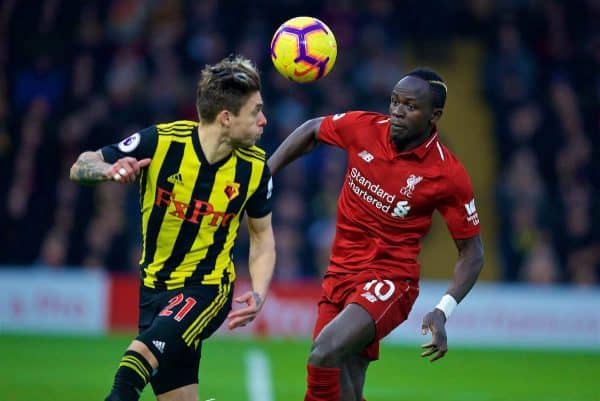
left=346, top=152, right=441, bottom=219
left=152, top=159, right=242, bottom=196
left=147, top=160, right=248, bottom=226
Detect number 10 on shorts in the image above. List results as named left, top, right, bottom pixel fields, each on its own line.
left=362, top=279, right=396, bottom=302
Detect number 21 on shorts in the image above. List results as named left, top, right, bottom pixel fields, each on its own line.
left=159, top=293, right=197, bottom=322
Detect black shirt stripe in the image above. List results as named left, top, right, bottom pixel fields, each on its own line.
left=140, top=141, right=186, bottom=287
left=156, top=159, right=215, bottom=283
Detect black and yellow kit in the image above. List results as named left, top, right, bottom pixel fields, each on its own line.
left=101, top=120, right=273, bottom=393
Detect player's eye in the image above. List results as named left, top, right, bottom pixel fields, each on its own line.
left=407, top=104, right=416, bottom=111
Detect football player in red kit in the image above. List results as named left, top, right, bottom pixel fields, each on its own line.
left=268, top=68, right=484, bottom=401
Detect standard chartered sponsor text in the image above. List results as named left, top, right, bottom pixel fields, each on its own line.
left=348, top=168, right=395, bottom=212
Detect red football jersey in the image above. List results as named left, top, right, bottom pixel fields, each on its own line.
left=318, top=111, right=481, bottom=281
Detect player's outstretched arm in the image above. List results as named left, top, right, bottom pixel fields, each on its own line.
left=421, top=235, right=484, bottom=362
left=70, top=150, right=151, bottom=185
left=227, top=213, right=276, bottom=330
left=267, top=117, right=324, bottom=175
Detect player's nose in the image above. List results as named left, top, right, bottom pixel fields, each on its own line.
left=393, top=104, right=407, bottom=118
left=258, top=112, right=267, bottom=126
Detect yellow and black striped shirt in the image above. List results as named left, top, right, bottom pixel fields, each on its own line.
left=102, top=120, right=272, bottom=290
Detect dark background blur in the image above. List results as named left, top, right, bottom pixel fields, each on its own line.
left=0, top=0, right=598, bottom=287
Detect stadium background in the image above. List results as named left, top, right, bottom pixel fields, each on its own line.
left=0, top=1, right=599, bottom=401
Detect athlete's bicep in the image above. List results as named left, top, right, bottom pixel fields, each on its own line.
left=247, top=213, right=273, bottom=238
left=309, top=117, right=325, bottom=141
left=454, top=235, right=484, bottom=258
left=100, top=125, right=158, bottom=164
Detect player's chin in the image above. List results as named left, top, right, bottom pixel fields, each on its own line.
left=389, top=130, right=409, bottom=142
left=234, top=139, right=255, bottom=149
left=245, top=136, right=261, bottom=147
left=241, top=140, right=256, bottom=148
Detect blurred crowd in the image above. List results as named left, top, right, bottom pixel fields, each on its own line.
left=0, top=0, right=598, bottom=286
left=482, top=1, right=599, bottom=286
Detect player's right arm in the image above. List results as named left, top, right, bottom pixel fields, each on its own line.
left=70, top=127, right=157, bottom=185
left=268, top=111, right=368, bottom=175
left=267, top=117, right=324, bottom=175
left=69, top=150, right=150, bottom=184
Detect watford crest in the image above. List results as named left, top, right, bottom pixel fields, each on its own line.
left=224, top=182, right=240, bottom=201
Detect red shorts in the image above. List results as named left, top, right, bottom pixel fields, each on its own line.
left=312, top=269, right=419, bottom=361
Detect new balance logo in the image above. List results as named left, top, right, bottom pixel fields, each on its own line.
left=358, top=150, right=374, bottom=163
left=167, top=172, right=184, bottom=185
left=152, top=340, right=165, bottom=353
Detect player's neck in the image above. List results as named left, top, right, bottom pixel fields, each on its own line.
left=197, top=125, right=233, bottom=165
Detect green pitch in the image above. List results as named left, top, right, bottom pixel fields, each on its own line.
left=1, top=333, right=598, bottom=401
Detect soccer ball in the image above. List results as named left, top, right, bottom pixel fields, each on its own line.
left=270, top=16, right=337, bottom=83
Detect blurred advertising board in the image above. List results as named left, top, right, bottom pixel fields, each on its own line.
left=0, top=268, right=108, bottom=334
left=1, top=269, right=599, bottom=349
left=387, top=282, right=600, bottom=349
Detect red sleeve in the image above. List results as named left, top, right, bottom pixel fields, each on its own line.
left=437, top=162, right=481, bottom=239
left=318, top=111, right=368, bottom=150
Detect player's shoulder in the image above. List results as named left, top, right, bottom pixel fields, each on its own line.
left=328, top=110, right=387, bottom=124
left=234, top=145, right=267, bottom=163
left=436, top=141, right=465, bottom=167
left=155, top=120, right=199, bottom=136
left=434, top=140, right=473, bottom=182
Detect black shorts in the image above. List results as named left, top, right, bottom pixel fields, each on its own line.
left=136, top=281, right=233, bottom=395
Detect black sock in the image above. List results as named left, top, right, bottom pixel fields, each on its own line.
left=105, top=350, right=153, bottom=401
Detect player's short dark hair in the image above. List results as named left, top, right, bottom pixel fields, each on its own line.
left=404, top=67, right=447, bottom=109
left=196, top=54, right=261, bottom=123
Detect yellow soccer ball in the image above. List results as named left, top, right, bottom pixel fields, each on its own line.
left=270, top=16, right=337, bottom=83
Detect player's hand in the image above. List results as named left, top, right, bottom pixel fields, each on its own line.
left=108, top=157, right=151, bottom=184
left=420, top=308, right=448, bottom=362
left=226, top=291, right=263, bottom=330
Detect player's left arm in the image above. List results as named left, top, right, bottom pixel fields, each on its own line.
left=421, top=235, right=484, bottom=362
left=227, top=213, right=276, bottom=330
left=421, top=161, right=484, bottom=362
left=227, top=165, right=275, bottom=330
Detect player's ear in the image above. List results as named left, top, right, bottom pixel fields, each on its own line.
left=217, top=110, right=231, bottom=128
left=430, top=108, right=443, bottom=125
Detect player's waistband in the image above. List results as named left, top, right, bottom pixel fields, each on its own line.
left=325, top=264, right=420, bottom=286
left=140, top=277, right=235, bottom=293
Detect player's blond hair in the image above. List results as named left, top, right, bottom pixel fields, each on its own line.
left=196, top=54, right=261, bottom=123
